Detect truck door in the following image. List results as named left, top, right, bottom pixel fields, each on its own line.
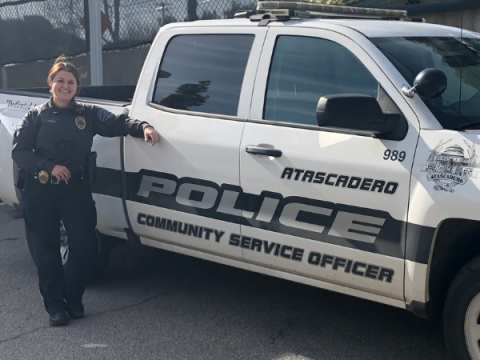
left=123, top=26, right=266, bottom=260
left=238, top=26, right=420, bottom=300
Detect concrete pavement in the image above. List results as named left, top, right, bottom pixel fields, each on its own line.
left=0, top=204, right=448, bottom=360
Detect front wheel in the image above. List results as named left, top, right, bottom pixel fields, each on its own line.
left=444, top=256, right=480, bottom=360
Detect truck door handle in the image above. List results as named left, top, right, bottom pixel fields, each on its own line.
left=246, top=146, right=282, bottom=158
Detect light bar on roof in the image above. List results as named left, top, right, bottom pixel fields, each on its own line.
left=257, top=1, right=408, bottom=19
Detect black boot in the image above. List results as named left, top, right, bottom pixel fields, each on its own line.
left=49, top=311, right=69, bottom=326
left=67, top=303, right=84, bottom=319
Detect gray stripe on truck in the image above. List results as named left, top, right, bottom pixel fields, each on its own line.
left=92, top=167, right=434, bottom=264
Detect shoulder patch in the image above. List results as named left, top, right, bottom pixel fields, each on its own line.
left=36, top=103, right=49, bottom=112
left=18, top=116, right=29, bottom=129
left=98, top=108, right=115, bottom=123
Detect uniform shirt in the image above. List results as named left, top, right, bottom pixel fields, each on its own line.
left=12, top=98, right=150, bottom=175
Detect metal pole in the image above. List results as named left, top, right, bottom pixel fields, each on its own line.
left=89, top=0, right=103, bottom=86
left=84, top=0, right=91, bottom=53
left=1, top=67, right=7, bottom=89
left=162, top=4, right=165, bottom=26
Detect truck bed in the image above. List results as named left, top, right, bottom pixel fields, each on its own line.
left=0, top=84, right=136, bottom=106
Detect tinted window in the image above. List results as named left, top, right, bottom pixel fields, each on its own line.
left=265, top=36, right=379, bottom=125
left=372, top=37, right=480, bottom=130
left=153, top=34, right=254, bottom=116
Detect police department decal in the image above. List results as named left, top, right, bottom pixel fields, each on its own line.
left=75, top=116, right=86, bottom=130
left=422, top=139, right=478, bottom=192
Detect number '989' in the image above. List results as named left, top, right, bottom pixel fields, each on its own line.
left=384, top=150, right=406, bottom=162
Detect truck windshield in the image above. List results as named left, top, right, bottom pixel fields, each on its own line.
left=371, top=37, right=480, bottom=130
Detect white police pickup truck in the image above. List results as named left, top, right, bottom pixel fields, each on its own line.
left=1, top=1, right=480, bottom=358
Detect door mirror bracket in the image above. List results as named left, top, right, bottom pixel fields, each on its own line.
left=402, top=68, right=447, bottom=99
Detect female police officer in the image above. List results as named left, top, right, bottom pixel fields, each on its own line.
left=12, top=56, right=160, bottom=326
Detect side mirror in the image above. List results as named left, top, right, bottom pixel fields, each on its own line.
left=316, top=94, right=400, bottom=138
left=404, top=68, right=447, bottom=99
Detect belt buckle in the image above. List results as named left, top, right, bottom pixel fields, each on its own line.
left=51, top=176, right=60, bottom=185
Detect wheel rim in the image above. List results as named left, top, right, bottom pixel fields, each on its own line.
left=465, top=293, right=480, bottom=359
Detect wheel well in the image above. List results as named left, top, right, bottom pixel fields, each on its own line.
left=95, top=229, right=126, bottom=253
left=428, top=218, right=480, bottom=319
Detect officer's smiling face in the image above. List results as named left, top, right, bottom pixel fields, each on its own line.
left=49, top=70, right=77, bottom=107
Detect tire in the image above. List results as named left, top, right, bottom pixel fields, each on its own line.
left=86, top=249, right=111, bottom=284
left=444, top=256, right=480, bottom=360
left=25, top=222, right=111, bottom=285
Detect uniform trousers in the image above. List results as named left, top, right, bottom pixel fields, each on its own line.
left=22, top=181, right=97, bottom=315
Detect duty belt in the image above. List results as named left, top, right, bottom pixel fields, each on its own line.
left=33, top=171, right=85, bottom=185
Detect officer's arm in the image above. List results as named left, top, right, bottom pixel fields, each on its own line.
left=90, top=106, right=151, bottom=138
left=11, top=111, right=56, bottom=175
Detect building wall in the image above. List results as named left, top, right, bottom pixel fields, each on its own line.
left=350, top=0, right=480, bottom=32
left=350, top=0, right=442, bottom=6
left=424, top=8, right=480, bottom=32
left=0, top=67, right=6, bottom=89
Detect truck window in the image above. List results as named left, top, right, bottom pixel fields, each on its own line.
left=372, top=37, right=480, bottom=130
left=264, top=36, right=379, bottom=126
left=152, top=34, right=254, bottom=117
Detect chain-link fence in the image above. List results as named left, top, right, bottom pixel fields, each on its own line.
left=100, top=0, right=257, bottom=51
left=0, top=0, right=258, bottom=66
left=1, top=0, right=475, bottom=67
left=0, top=0, right=86, bottom=66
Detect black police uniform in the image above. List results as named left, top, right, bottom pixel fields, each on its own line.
left=12, top=98, right=151, bottom=317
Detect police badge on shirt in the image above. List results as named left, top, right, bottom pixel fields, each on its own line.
left=75, top=116, right=86, bottom=130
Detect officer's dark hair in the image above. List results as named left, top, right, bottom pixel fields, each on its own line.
left=47, top=55, right=86, bottom=96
